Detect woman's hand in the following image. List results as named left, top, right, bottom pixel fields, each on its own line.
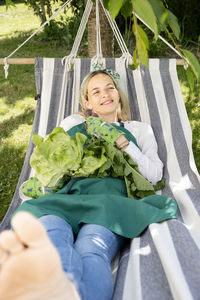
left=86, top=116, right=125, bottom=145
left=115, top=135, right=129, bottom=151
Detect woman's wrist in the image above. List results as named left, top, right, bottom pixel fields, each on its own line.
left=115, top=135, right=129, bottom=151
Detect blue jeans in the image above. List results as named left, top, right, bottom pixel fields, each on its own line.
left=39, top=215, right=126, bottom=300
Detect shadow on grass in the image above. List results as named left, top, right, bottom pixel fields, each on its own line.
left=0, top=107, right=35, bottom=142
left=0, top=28, right=74, bottom=58
left=0, top=143, right=25, bottom=222
left=0, top=68, right=36, bottom=105
left=0, top=29, right=75, bottom=104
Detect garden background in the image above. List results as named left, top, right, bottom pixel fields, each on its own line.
left=0, top=0, right=199, bottom=221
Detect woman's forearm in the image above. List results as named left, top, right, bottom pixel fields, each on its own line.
left=124, top=142, right=163, bottom=185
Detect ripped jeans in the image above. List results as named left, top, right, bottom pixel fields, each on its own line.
left=39, top=215, right=126, bottom=300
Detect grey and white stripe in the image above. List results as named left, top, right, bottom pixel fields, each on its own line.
left=1, top=57, right=200, bottom=300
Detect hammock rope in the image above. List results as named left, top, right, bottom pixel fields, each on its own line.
left=99, top=0, right=127, bottom=54
left=3, top=0, right=73, bottom=78
left=90, top=0, right=104, bottom=66
left=68, top=0, right=93, bottom=59
left=99, top=0, right=132, bottom=65
left=96, top=0, right=102, bottom=60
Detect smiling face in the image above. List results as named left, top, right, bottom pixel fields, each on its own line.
left=85, top=73, right=121, bottom=122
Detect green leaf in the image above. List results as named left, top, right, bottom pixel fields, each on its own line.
left=124, top=176, right=132, bottom=197
left=154, top=177, right=165, bottom=191
left=182, top=49, right=200, bottom=80
left=31, top=132, right=43, bottom=147
left=138, top=46, right=148, bottom=67
left=166, top=9, right=180, bottom=39
left=133, top=24, right=149, bottom=67
left=186, top=67, right=195, bottom=92
left=133, top=49, right=139, bottom=68
left=131, top=0, right=158, bottom=39
left=75, top=148, right=107, bottom=177
left=138, top=41, right=149, bottom=67
left=148, top=0, right=168, bottom=32
left=108, top=0, right=124, bottom=20
left=102, top=0, right=109, bottom=9
left=5, top=0, right=16, bottom=10
left=121, top=0, right=133, bottom=19
left=133, top=24, right=149, bottom=49
left=130, top=168, right=154, bottom=191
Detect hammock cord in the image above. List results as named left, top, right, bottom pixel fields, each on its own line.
left=99, top=0, right=132, bottom=65
left=3, top=0, right=73, bottom=78
left=90, top=0, right=104, bottom=66
left=96, top=0, right=103, bottom=61
left=99, top=0, right=127, bottom=54
left=69, top=0, right=93, bottom=58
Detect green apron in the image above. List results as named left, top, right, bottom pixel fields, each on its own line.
left=15, top=122, right=177, bottom=238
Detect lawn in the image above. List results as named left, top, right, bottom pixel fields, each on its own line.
left=0, top=2, right=199, bottom=222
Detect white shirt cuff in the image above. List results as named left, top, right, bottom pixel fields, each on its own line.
left=124, top=141, right=142, bottom=162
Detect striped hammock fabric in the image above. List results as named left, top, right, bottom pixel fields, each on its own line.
left=1, top=57, right=200, bottom=300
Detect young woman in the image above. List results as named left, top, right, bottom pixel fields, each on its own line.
left=0, top=69, right=177, bottom=300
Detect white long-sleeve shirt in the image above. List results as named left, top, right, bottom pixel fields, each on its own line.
left=60, top=114, right=163, bottom=185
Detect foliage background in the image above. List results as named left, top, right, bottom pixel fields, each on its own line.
left=166, top=0, right=200, bottom=44
left=0, top=0, right=199, bottom=221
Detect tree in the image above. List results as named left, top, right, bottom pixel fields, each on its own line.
left=4, top=0, right=85, bottom=44
left=88, top=3, right=114, bottom=57
left=25, top=0, right=53, bottom=24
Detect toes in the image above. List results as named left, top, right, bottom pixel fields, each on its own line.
left=0, top=230, right=24, bottom=254
left=11, top=212, right=50, bottom=248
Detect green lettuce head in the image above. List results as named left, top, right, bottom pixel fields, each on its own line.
left=30, top=127, right=87, bottom=187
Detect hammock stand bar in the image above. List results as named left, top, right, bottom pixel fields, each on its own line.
left=0, top=58, right=35, bottom=64
left=0, top=58, right=185, bottom=65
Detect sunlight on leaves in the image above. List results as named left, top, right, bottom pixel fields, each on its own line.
left=132, top=0, right=158, bottom=39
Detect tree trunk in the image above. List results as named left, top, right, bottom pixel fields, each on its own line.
left=88, top=1, right=114, bottom=58
left=31, top=1, right=46, bottom=24
left=39, top=0, right=47, bottom=23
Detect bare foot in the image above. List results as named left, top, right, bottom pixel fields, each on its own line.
left=0, top=212, right=81, bottom=300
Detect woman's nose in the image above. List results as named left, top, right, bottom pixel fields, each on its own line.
left=102, top=89, right=109, bottom=98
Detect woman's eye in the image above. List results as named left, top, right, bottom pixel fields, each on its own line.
left=93, top=91, right=99, bottom=95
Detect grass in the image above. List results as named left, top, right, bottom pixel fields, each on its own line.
left=0, top=3, right=199, bottom=222
left=0, top=2, right=73, bottom=220
left=178, top=67, right=200, bottom=171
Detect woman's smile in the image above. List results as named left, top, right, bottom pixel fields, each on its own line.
left=101, top=100, right=113, bottom=105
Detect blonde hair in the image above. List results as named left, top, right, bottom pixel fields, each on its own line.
left=79, top=70, right=131, bottom=121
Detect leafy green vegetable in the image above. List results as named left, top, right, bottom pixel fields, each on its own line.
left=154, top=176, right=165, bottom=191
left=30, top=127, right=165, bottom=199
left=30, top=127, right=87, bottom=187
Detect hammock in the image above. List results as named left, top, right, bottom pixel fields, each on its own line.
left=1, top=56, right=200, bottom=299
left=1, top=1, right=200, bottom=299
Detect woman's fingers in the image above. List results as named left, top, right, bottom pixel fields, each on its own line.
left=115, top=135, right=129, bottom=150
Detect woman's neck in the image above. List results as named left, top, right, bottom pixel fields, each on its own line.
left=97, top=113, right=118, bottom=123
